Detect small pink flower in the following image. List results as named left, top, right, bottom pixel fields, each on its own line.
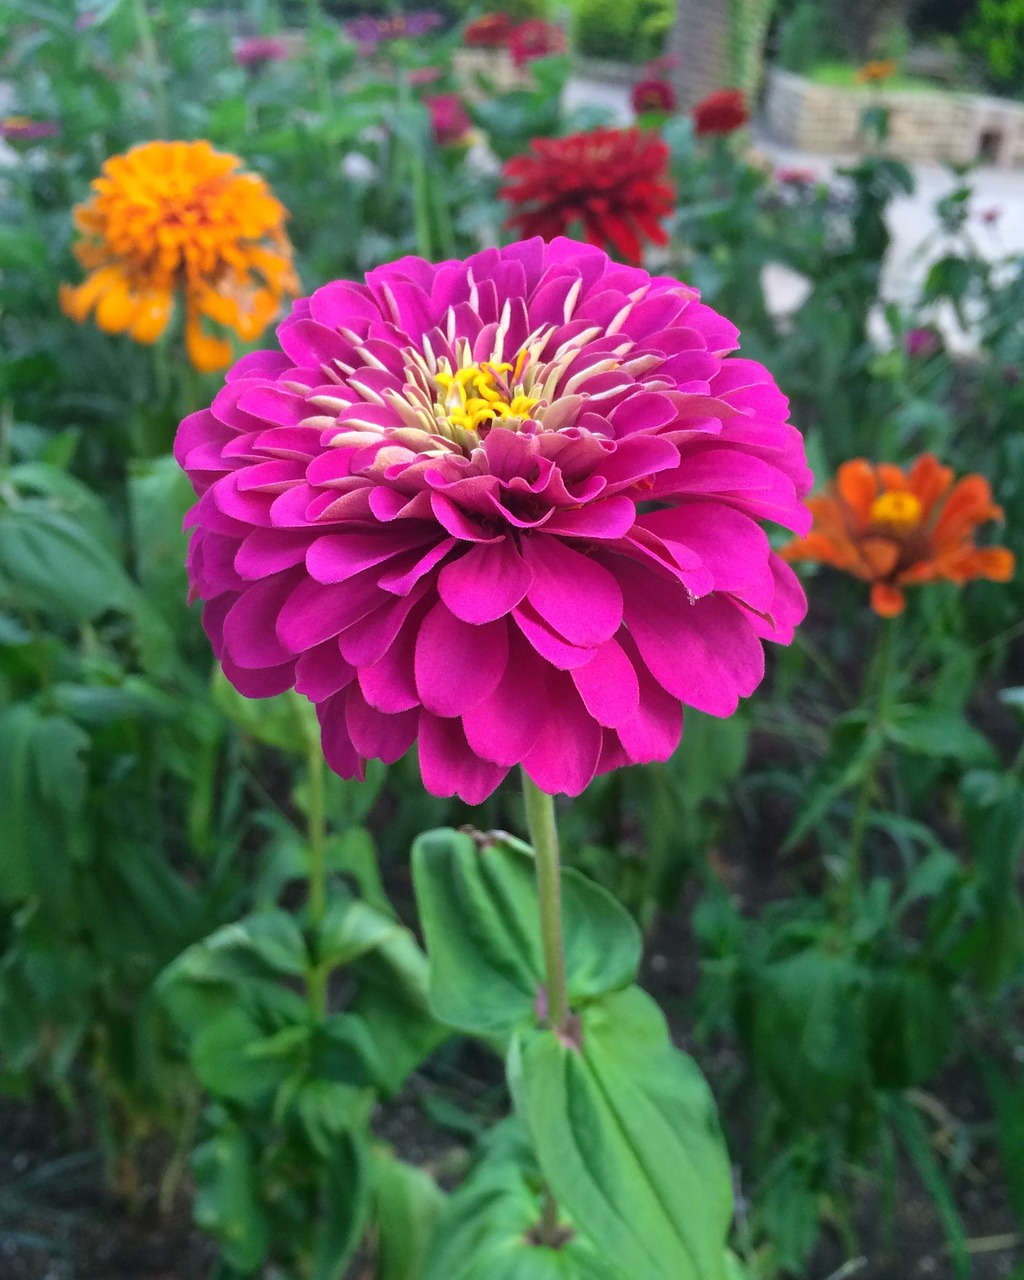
left=426, top=93, right=472, bottom=147
left=980, top=206, right=1001, bottom=225
left=234, top=36, right=290, bottom=68
left=905, top=326, right=941, bottom=359
left=776, top=167, right=817, bottom=185
left=176, top=240, right=811, bottom=802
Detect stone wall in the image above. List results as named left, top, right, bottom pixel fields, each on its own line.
left=765, top=68, right=1024, bottom=167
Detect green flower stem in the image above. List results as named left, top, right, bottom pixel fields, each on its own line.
left=844, top=615, right=897, bottom=920
left=129, top=0, right=170, bottom=138
left=302, top=0, right=332, bottom=118
left=520, top=771, right=570, bottom=1033
left=305, top=734, right=329, bottom=1020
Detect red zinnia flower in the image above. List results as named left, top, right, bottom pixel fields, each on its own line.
left=463, top=12, right=515, bottom=47
left=508, top=18, right=567, bottom=67
left=692, top=89, right=748, bottom=137
left=500, top=127, right=675, bottom=265
left=631, top=78, right=676, bottom=116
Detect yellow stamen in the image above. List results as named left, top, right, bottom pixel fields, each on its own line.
left=434, top=352, right=540, bottom=435
left=870, top=490, right=922, bottom=531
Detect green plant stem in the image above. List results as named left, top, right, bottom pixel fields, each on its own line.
left=129, top=0, right=170, bottom=138
left=302, top=0, right=332, bottom=118
left=520, top=771, right=570, bottom=1033
left=844, top=616, right=897, bottom=920
left=306, top=737, right=328, bottom=1019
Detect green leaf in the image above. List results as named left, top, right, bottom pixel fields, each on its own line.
left=413, top=829, right=641, bottom=1035
left=191, top=1008, right=301, bottom=1105
left=511, top=986, right=732, bottom=1280
left=317, top=890, right=401, bottom=969
left=192, top=1120, right=270, bottom=1273
left=979, top=1061, right=1024, bottom=1227
left=212, top=669, right=316, bottom=755
left=737, top=946, right=867, bottom=1119
left=865, top=965, right=953, bottom=1089
left=0, top=501, right=134, bottom=623
left=889, top=1095, right=969, bottom=1279
left=783, top=714, right=882, bottom=851
left=373, top=1150, right=445, bottom=1280
left=313, top=1130, right=372, bottom=1280
left=421, top=1118, right=625, bottom=1280
left=885, top=706, right=996, bottom=765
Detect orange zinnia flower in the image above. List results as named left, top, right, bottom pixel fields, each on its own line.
left=782, top=454, right=1015, bottom=617
left=60, top=140, right=298, bottom=373
left=855, top=58, right=898, bottom=84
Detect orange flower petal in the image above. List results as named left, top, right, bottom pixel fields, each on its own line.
left=857, top=536, right=900, bottom=579
left=185, top=315, right=233, bottom=373
left=907, top=453, right=953, bottom=518
left=128, top=289, right=173, bottom=344
left=876, top=463, right=906, bottom=491
left=836, top=460, right=877, bottom=528
left=94, top=273, right=141, bottom=334
left=871, top=582, right=906, bottom=616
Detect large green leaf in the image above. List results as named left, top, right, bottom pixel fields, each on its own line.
left=885, top=706, right=996, bottom=766
left=737, top=946, right=868, bottom=1119
left=313, top=1129, right=372, bottom=1280
left=511, top=986, right=732, bottom=1280
left=412, top=829, right=641, bottom=1035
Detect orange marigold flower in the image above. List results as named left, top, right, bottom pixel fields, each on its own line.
left=59, top=140, right=298, bottom=373
left=782, top=454, right=1015, bottom=617
left=855, top=58, right=898, bottom=84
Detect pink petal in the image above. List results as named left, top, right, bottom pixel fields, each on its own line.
left=622, top=567, right=764, bottom=716
left=521, top=676, right=603, bottom=796
left=221, top=654, right=295, bottom=698
left=276, top=570, right=382, bottom=654
left=571, top=637, right=639, bottom=727
left=223, top=572, right=301, bottom=668
left=522, top=537, right=623, bottom=645
left=414, top=603, right=509, bottom=717
left=295, top=640, right=356, bottom=701
left=462, top=629, right=549, bottom=766
left=418, top=713, right=508, bottom=802
left=345, top=685, right=418, bottom=764
left=437, top=540, right=533, bottom=623
left=513, top=603, right=596, bottom=670
left=318, top=695, right=366, bottom=779
left=615, top=633, right=684, bottom=761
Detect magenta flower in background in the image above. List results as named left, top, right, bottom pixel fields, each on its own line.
left=234, top=36, right=290, bottom=68
left=905, top=326, right=941, bottom=359
left=426, top=93, right=472, bottom=146
left=346, top=10, right=443, bottom=55
left=980, top=206, right=1001, bottom=225
left=1, top=116, right=58, bottom=142
left=175, top=238, right=811, bottom=802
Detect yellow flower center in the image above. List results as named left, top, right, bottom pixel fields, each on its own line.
left=870, top=490, right=922, bottom=531
left=434, top=351, right=540, bottom=437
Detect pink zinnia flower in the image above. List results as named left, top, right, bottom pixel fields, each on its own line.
left=234, top=36, right=290, bottom=68
left=175, top=238, right=811, bottom=802
left=426, top=93, right=472, bottom=147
